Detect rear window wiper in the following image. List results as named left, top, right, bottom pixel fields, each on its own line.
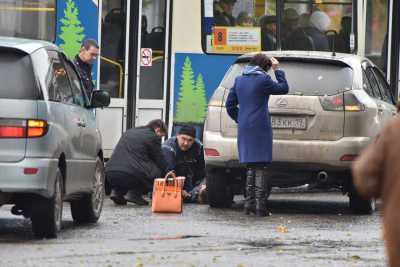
left=289, top=91, right=304, bottom=96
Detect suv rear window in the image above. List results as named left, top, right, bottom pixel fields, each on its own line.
left=222, top=60, right=353, bottom=96
left=0, top=50, right=38, bottom=100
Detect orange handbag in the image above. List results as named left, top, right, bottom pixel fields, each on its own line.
left=151, top=171, right=185, bottom=213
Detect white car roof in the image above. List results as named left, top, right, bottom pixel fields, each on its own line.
left=0, top=36, right=58, bottom=54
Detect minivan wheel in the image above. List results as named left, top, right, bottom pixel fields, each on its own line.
left=31, top=170, right=63, bottom=238
left=349, top=188, right=376, bottom=215
left=207, top=169, right=233, bottom=208
left=70, top=157, right=105, bottom=223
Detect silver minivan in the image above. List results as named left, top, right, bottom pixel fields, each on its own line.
left=204, top=51, right=397, bottom=214
left=0, top=37, right=110, bottom=238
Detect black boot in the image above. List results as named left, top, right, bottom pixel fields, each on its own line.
left=255, top=169, right=269, bottom=217
left=244, top=168, right=256, bottom=214
left=124, top=190, right=149, bottom=206
left=110, top=188, right=127, bottom=205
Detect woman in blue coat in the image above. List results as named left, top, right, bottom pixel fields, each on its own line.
left=226, top=54, right=289, bottom=216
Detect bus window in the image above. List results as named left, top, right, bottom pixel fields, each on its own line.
left=365, top=1, right=388, bottom=73
left=139, top=0, right=166, bottom=100
left=0, top=0, right=56, bottom=41
left=202, top=0, right=353, bottom=54
left=100, top=1, right=127, bottom=98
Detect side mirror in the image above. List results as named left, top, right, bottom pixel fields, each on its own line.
left=89, top=90, right=110, bottom=108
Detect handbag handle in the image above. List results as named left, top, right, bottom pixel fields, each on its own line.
left=162, top=171, right=179, bottom=197
left=163, top=171, right=177, bottom=181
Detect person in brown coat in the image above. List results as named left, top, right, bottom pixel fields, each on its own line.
left=352, top=102, right=400, bottom=267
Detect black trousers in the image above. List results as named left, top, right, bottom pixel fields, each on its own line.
left=106, top=171, right=154, bottom=195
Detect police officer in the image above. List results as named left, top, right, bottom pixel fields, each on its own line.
left=74, top=39, right=99, bottom=99
left=162, top=125, right=207, bottom=203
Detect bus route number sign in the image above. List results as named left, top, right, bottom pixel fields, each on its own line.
left=212, top=26, right=261, bottom=53
left=141, top=48, right=153, bottom=67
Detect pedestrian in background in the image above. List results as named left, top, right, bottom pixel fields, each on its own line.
left=74, top=38, right=99, bottom=99
left=106, top=119, right=168, bottom=206
left=214, top=0, right=237, bottom=26
left=225, top=53, right=289, bottom=217
left=162, top=125, right=207, bottom=204
left=352, top=102, right=400, bottom=267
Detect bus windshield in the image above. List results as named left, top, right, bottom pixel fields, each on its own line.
left=202, top=0, right=353, bottom=54
left=0, top=0, right=56, bottom=42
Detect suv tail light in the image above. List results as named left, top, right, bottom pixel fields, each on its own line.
left=205, top=148, right=220, bottom=157
left=319, top=92, right=364, bottom=112
left=0, top=119, right=48, bottom=138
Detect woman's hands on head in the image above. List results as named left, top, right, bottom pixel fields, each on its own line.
left=271, top=57, right=279, bottom=70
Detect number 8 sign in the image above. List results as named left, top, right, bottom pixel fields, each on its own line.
left=213, top=27, right=227, bottom=46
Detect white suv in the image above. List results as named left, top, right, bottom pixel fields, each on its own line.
left=204, top=51, right=397, bottom=214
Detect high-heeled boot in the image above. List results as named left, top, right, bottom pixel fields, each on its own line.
left=244, top=168, right=256, bottom=214
left=255, top=169, right=269, bottom=217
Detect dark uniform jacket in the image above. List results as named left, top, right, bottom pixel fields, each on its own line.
left=106, top=127, right=168, bottom=181
left=162, top=137, right=205, bottom=191
left=74, top=55, right=95, bottom=98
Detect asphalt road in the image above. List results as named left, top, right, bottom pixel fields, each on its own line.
left=0, top=191, right=386, bottom=267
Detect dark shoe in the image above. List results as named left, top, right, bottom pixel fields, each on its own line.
left=124, top=190, right=149, bottom=206
left=110, top=189, right=127, bottom=205
left=255, top=169, right=269, bottom=217
left=244, top=168, right=256, bottom=215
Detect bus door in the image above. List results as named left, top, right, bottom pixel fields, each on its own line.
left=133, top=0, right=170, bottom=126
left=98, top=0, right=129, bottom=158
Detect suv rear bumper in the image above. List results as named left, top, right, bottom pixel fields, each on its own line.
left=204, top=130, right=370, bottom=169
left=0, top=158, right=58, bottom=198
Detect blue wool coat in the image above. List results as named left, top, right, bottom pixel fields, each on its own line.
left=226, top=66, right=289, bottom=164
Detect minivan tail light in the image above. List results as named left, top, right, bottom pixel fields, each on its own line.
left=319, top=92, right=364, bottom=112
left=0, top=119, right=47, bottom=138
left=0, top=119, right=26, bottom=138
left=27, top=120, right=48, bottom=137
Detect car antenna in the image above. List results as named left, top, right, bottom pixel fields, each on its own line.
left=325, top=30, right=337, bottom=57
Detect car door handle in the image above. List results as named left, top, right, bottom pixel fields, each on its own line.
left=377, top=104, right=384, bottom=112
left=392, top=111, right=398, bottom=116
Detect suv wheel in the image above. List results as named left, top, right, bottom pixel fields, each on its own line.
left=207, top=168, right=233, bottom=208
left=70, top=157, right=105, bottom=223
left=31, top=170, right=63, bottom=238
left=349, top=186, right=376, bottom=215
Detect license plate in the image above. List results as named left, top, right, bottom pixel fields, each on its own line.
left=271, top=116, right=307, bottom=129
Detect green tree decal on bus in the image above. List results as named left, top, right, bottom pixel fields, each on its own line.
left=193, top=73, right=207, bottom=122
left=175, top=56, right=208, bottom=124
left=59, top=0, right=85, bottom=58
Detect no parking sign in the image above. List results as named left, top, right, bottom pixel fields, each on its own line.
left=141, top=48, right=152, bottom=67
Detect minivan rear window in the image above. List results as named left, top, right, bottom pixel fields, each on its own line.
left=0, top=50, right=38, bottom=100
left=222, top=60, right=353, bottom=96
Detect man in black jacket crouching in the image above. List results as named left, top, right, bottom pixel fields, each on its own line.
left=106, top=119, right=168, bottom=205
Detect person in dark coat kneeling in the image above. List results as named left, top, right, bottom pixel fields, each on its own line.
left=106, top=119, right=168, bottom=206
left=225, top=53, right=289, bottom=216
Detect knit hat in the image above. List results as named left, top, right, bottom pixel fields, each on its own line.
left=310, top=11, right=331, bottom=32
left=178, top=125, right=196, bottom=138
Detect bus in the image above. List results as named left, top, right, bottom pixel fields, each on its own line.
left=1, top=0, right=398, bottom=158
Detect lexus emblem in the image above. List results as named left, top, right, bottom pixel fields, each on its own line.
left=275, top=98, right=288, bottom=108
